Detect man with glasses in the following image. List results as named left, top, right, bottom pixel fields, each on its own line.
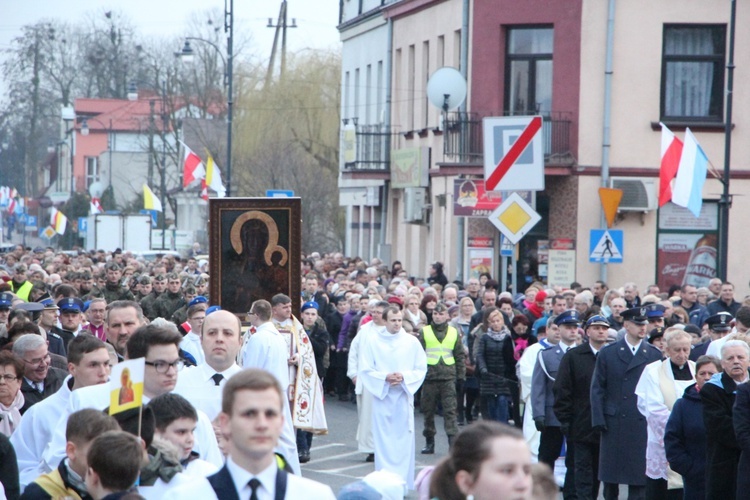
left=44, top=324, right=223, bottom=471
left=178, top=297, right=208, bottom=366
left=82, top=298, right=107, bottom=341
left=12, top=333, right=66, bottom=413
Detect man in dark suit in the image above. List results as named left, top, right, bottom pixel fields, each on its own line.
left=162, top=369, right=336, bottom=499
left=554, top=314, right=610, bottom=500
left=532, top=309, right=580, bottom=499
left=591, top=307, right=662, bottom=500
left=11, top=333, right=66, bottom=413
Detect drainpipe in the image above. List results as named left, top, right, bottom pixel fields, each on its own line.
left=599, top=0, right=616, bottom=283
left=380, top=17, right=393, bottom=255
left=456, top=0, right=469, bottom=282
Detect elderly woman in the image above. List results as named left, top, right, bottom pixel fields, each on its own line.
left=403, top=296, right=428, bottom=335
left=665, top=355, right=721, bottom=500
left=600, top=288, right=622, bottom=317
left=451, top=297, right=477, bottom=426
left=474, top=307, right=516, bottom=424
left=0, top=350, right=25, bottom=436
left=635, top=328, right=696, bottom=499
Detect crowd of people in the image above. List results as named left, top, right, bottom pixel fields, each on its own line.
left=1, top=243, right=749, bottom=499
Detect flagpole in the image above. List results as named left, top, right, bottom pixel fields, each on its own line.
left=718, top=0, right=736, bottom=281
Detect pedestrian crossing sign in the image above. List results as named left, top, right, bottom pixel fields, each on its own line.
left=589, top=229, right=623, bottom=263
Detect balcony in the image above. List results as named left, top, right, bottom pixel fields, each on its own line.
left=342, top=124, right=402, bottom=172
left=443, top=111, right=575, bottom=166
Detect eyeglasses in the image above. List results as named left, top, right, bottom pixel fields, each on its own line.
left=22, top=353, right=51, bottom=366
left=0, top=374, right=18, bottom=382
left=145, top=360, right=184, bottom=373
left=246, top=311, right=256, bottom=317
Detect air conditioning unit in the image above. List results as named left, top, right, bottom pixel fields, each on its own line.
left=609, top=177, right=657, bottom=212
left=403, top=187, right=427, bottom=223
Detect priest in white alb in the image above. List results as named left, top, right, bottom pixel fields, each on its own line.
left=360, top=305, right=427, bottom=490
left=635, top=328, right=695, bottom=495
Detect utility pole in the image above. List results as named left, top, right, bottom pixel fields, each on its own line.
left=160, top=80, right=168, bottom=251
left=265, top=1, right=297, bottom=88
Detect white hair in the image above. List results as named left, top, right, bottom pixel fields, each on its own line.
left=721, top=339, right=750, bottom=360
left=12, top=334, right=47, bottom=357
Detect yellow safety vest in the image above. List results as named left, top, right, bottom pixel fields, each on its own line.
left=11, top=280, right=33, bottom=302
left=423, top=325, right=458, bottom=365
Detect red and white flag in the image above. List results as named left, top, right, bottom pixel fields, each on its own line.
left=659, top=123, right=683, bottom=207
left=200, top=179, right=209, bottom=201
left=90, top=197, right=103, bottom=214
left=182, top=142, right=205, bottom=188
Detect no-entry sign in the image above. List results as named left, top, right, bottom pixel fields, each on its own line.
left=483, top=115, right=544, bottom=192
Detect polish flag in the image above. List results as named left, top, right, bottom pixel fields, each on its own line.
left=90, top=197, right=103, bottom=214
left=672, top=128, right=708, bottom=218
left=200, top=179, right=209, bottom=201
left=659, top=123, right=683, bottom=207
left=182, top=143, right=205, bottom=188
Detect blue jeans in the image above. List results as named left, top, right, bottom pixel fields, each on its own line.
left=482, top=394, right=510, bottom=423
left=296, top=428, right=313, bottom=453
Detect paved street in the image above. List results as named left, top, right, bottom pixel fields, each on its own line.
left=301, top=396, right=447, bottom=497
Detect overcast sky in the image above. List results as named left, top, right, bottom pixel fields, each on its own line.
left=0, top=0, right=342, bottom=94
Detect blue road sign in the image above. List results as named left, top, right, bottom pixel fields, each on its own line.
left=140, top=209, right=158, bottom=228
left=26, top=215, right=37, bottom=229
left=78, top=217, right=88, bottom=233
left=266, top=190, right=294, bottom=198
left=589, top=229, right=623, bottom=263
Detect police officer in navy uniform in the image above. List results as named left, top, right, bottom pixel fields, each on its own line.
left=690, top=312, right=733, bottom=361
left=532, top=309, right=580, bottom=499
left=643, top=303, right=666, bottom=329
left=591, top=307, right=662, bottom=500
left=53, top=297, right=85, bottom=351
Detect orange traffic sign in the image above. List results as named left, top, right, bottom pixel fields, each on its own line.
left=598, top=187, right=623, bottom=228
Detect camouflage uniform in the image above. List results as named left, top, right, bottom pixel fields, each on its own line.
left=153, top=291, right=186, bottom=321
left=140, top=291, right=162, bottom=321
left=417, top=321, right=466, bottom=441
left=83, top=282, right=135, bottom=303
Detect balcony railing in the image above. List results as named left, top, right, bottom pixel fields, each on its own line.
left=342, top=124, right=401, bottom=172
left=443, top=111, right=575, bottom=166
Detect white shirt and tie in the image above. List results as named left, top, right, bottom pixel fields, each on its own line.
left=174, top=363, right=242, bottom=421
left=626, top=340, right=642, bottom=355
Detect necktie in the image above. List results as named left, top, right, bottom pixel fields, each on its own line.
left=36, top=382, right=44, bottom=393
left=211, top=373, right=224, bottom=386
left=249, top=478, right=261, bottom=500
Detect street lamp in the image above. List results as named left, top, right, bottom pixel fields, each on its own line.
left=177, top=0, right=234, bottom=196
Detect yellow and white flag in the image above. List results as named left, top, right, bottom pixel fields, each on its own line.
left=143, top=184, right=163, bottom=212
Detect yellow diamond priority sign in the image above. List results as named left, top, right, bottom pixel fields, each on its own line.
left=488, top=192, right=541, bottom=245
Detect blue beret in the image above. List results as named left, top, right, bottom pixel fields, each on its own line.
left=301, top=301, right=319, bottom=313
left=188, top=296, right=208, bottom=308
left=0, top=292, right=13, bottom=309
left=585, top=315, right=610, bottom=329
left=206, top=305, right=222, bottom=315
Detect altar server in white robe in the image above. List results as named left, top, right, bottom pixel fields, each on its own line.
left=12, top=334, right=111, bottom=489
left=360, top=306, right=427, bottom=490
left=242, top=299, right=301, bottom=475
left=348, top=299, right=389, bottom=458
left=43, top=323, right=223, bottom=471
left=635, top=328, right=696, bottom=495
left=174, top=309, right=242, bottom=421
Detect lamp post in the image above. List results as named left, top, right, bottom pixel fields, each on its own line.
left=177, top=0, right=234, bottom=196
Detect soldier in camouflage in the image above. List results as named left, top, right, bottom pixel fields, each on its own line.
left=84, top=263, right=135, bottom=303
left=417, top=302, right=466, bottom=454
left=140, top=274, right=166, bottom=321
left=171, top=284, right=198, bottom=327
left=152, top=272, right=186, bottom=320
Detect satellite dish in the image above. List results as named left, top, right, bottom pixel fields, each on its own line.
left=427, top=67, right=467, bottom=112
left=89, top=182, right=105, bottom=198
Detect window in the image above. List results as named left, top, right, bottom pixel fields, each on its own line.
left=85, top=156, right=99, bottom=188
left=505, top=27, right=553, bottom=116
left=661, top=25, right=725, bottom=121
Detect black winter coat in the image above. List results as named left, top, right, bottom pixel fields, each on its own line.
left=701, top=371, right=741, bottom=500
left=665, top=383, right=706, bottom=500
left=305, top=321, right=330, bottom=379
left=475, top=331, right=515, bottom=397
left=732, top=381, right=750, bottom=499
left=553, top=342, right=599, bottom=444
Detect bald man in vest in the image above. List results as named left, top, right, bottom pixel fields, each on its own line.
left=417, top=301, right=465, bottom=454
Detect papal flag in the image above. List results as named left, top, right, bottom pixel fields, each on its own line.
left=143, top=184, right=163, bottom=212
left=109, top=358, right=145, bottom=415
